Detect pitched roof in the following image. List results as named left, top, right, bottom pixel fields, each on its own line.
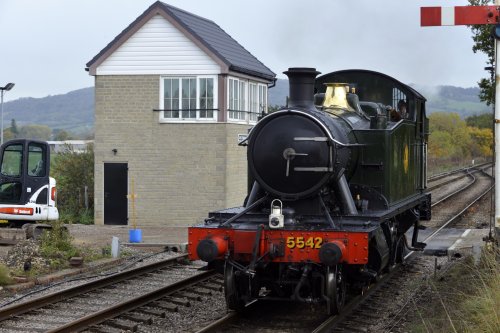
left=86, top=1, right=276, bottom=81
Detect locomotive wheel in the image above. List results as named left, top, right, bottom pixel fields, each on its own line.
left=224, top=262, right=246, bottom=312
left=326, top=265, right=346, bottom=315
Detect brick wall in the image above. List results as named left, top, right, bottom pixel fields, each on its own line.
left=94, top=75, right=250, bottom=226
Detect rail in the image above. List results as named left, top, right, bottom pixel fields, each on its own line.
left=0, top=254, right=188, bottom=321
left=47, top=270, right=217, bottom=333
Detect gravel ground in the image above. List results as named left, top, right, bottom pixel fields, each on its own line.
left=0, top=223, right=190, bottom=292
left=0, top=250, right=183, bottom=307
left=0, top=253, right=205, bottom=332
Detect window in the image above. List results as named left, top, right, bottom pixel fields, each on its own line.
left=392, top=88, right=411, bottom=120
left=28, top=143, right=46, bottom=177
left=0, top=143, right=23, bottom=204
left=227, top=78, right=268, bottom=123
left=199, top=78, right=214, bottom=118
left=229, top=78, right=247, bottom=121
left=249, top=83, right=258, bottom=122
left=239, top=81, right=246, bottom=113
left=1, top=143, right=22, bottom=177
left=161, top=76, right=217, bottom=121
left=181, top=78, right=196, bottom=119
left=258, top=84, right=267, bottom=115
left=248, top=83, right=267, bottom=122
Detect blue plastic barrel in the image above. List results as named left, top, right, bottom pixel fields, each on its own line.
left=129, top=229, right=142, bottom=243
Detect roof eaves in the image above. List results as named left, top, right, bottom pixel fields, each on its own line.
left=230, top=65, right=275, bottom=81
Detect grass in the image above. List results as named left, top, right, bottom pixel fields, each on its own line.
left=0, top=264, right=13, bottom=285
left=461, top=247, right=500, bottom=333
left=405, top=247, right=500, bottom=333
left=39, top=220, right=111, bottom=270
left=6, top=220, right=110, bottom=279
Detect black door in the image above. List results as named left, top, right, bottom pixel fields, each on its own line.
left=104, top=163, right=127, bottom=225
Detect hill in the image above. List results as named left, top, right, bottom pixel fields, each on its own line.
left=268, top=79, right=490, bottom=118
left=412, top=84, right=490, bottom=117
left=3, top=87, right=94, bottom=137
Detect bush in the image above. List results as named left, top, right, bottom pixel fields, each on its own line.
left=52, top=143, right=94, bottom=224
left=39, top=220, right=79, bottom=262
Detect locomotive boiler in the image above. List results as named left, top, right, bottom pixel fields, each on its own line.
left=188, top=67, right=431, bottom=314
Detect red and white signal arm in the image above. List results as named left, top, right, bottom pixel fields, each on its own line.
left=421, top=5, right=499, bottom=26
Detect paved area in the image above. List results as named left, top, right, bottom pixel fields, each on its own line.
left=415, top=227, right=490, bottom=259
left=0, top=224, right=190, bottom=258
left=67, top=224, right=189, bottom=248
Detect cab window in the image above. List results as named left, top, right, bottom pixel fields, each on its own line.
left=28, top=143, right=46, bottom=177
left=1, top=144, right=23, bottom=177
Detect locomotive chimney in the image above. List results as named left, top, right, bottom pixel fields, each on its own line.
left=283, top=67, right=321, bottom=109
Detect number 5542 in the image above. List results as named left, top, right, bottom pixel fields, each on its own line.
left=286, top=236, right=322, bottom=249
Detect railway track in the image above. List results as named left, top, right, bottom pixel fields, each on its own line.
left=427, top=161, right=490, bottom=182
left=0, top=254, right=225, bottom=332
left=427, top=162, right=492, bottom=193
left=195, top=164, right=494, bottom=333
left=429, top=167, right=493, bottom=228
left=0, top=164, right=491, bottom=333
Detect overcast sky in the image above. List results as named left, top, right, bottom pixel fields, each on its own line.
left=0, top=0, right=490, bottom=101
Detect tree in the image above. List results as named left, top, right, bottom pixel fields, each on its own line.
left=51, top=144, right=94, bottom=224
left=466, top=113, right=493, bottom=129
left=428, top=130, right=457, bottom=159
left=468, top=0, right=495, bottom=105
left=3, top=129, right=15, bottom=141
left=53, top=129, right=72, bottom=141
left=10, top=119, right=18, bottom=138
left=468, top=126, right=493, bottom=157
left=429, top=112, right=472, bottom=160
left=18, top=124, right=51, bottom=140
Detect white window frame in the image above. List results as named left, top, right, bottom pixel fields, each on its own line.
left=227, top=77, right=268, bottom=124
left=258, top=83, right=268, bottom=116
left=228, top=77, right=248, bottom=122
left=159, top=75, right=218, bottom=123
left=249, top=83, right=258, bottom=122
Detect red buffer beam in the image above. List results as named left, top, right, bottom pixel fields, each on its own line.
left=421, top=6, right=499, bottom=26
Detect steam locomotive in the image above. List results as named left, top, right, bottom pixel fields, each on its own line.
left=188, top=68, right=431, bottom=314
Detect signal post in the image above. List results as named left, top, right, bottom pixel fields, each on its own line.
left=421, top=3, right=500, bottom=241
